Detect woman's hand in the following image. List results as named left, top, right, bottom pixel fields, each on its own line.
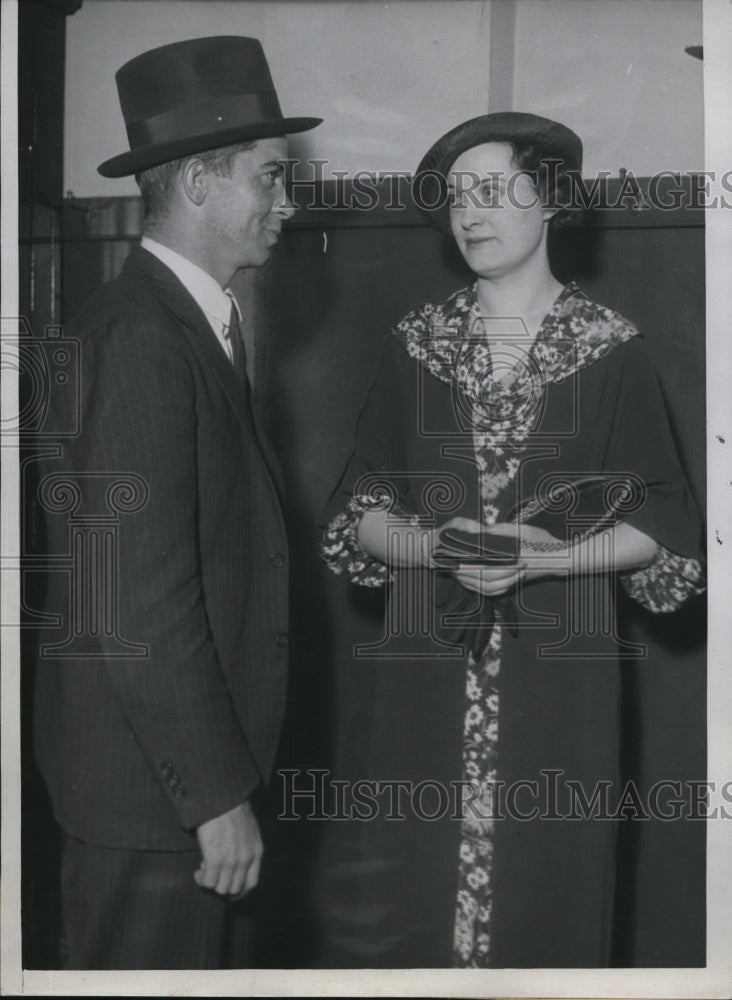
left=433, top=519, right=565, bottom=596
left=430, top=517, right=659, bottom=598
left=451, top=561, right=526, bottom=597
left=483, top=520, right=558, bottom=546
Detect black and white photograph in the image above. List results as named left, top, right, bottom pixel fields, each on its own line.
left=1, top=0, right=731, bottom=996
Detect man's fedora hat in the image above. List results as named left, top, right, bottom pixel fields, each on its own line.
left=413, top=111, right=582, bottom=233
left=98, top=35, right=322, bottom=178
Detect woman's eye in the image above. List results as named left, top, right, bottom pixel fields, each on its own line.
left=478, top=184, right=501, bottom=205
left=449, top=185, right=503, bottom=210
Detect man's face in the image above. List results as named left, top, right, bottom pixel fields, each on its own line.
left=203, top=137, right=295, bottom=275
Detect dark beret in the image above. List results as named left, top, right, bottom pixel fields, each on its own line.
left=413, top=111, right=583, bottom=233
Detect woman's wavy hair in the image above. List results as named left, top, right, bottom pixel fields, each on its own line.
left=507, top=140, right=581, bottom=230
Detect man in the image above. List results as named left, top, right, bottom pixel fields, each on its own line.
left=34, top=35, right=320, bottom=969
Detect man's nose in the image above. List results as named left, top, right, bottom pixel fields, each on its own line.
left=275, top=190, right=296, bottom=220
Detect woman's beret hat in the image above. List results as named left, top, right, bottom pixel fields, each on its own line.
left=413, top=111, right=583, bottom=232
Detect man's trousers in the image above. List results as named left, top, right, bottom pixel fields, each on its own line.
left=60, top=834, right=253, bottom=969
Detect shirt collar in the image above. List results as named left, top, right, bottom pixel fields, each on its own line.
left=141, top=236, right=233, bottom=331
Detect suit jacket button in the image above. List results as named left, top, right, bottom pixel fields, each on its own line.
left=275, top=631, right=289, bottom=648
left=269, top=552, right=285, bottom=568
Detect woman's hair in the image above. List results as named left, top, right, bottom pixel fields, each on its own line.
left=507, top=140, right=581, bottom=230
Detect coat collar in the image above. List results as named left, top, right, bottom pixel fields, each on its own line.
left=123, top=246, right=286, bottom=501
left=124, top=246, right=248, bottom=414
left=392, top=281, right=639, bottom=399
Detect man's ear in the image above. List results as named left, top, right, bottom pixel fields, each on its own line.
left=180, top=157, right=209, bottom=207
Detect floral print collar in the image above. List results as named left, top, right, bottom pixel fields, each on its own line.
left=392, top=281, right=639, bottom=433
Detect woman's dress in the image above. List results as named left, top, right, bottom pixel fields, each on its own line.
left=320, top=282, right=704, bottom=968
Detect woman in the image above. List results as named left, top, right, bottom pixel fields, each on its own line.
left=320, top=113, right=704, bottom=968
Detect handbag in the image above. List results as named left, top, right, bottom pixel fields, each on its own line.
left=430, top=474, right=640, bottom=656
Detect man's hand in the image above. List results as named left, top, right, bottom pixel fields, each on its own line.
left=194, top=800, right=262, bottom=900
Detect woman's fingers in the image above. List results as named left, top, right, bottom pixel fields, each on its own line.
left=481, top=522, right=563, bottom=547
left=453, top=563, right=525, bottom=596
left=439, top=516, right=483, bottom=534
left=482, top=522, right=520, bottom=536
left=456, top=564, right=522, bottom=581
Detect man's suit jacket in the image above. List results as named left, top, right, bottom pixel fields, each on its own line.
left=34, top=247, right=290, bottom=851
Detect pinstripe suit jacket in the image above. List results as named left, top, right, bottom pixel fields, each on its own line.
left=34, top=247, right=290, bottom=850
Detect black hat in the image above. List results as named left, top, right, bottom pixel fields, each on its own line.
left=98, top=35, right=322, bottom=178
left=413, top=111, right=583, bottom=233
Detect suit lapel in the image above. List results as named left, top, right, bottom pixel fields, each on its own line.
left=124, top=247, right=287, bottom=503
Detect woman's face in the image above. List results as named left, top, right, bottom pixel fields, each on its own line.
left=448, top=141, right=550, bottom=280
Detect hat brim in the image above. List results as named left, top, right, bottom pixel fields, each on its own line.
left=98, top=116, right=322, bottom=178
left=413, top=112, right=582, bottom=234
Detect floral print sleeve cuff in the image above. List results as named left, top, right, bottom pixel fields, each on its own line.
left=620, top=543, right=705, bottom=612
left=320, top=493, right=396, bottom=587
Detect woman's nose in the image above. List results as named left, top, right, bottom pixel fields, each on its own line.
left=460, top=204, right=481, bottom=229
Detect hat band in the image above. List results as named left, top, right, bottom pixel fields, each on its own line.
left=126, top=91, right=284, bottom=149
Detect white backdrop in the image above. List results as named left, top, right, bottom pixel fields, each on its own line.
left=64, top=0, right=703, bottom=197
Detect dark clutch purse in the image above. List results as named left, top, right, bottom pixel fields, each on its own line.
left=431, top=528, right=520, bottom=569
left=505, top=473, right=642, bottom=542
left=430, top=474, right=641, bottom=657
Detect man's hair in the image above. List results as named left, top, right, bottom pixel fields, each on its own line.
left=135, top=140, right=256, bottom=224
